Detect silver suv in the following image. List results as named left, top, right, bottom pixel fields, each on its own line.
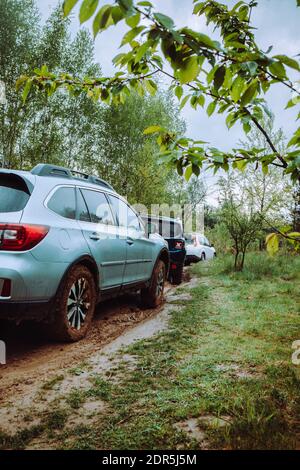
left=0, top=164, right=169, bottom=342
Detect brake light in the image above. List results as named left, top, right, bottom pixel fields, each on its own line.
left=175, top=241, right=184, bottom=249
left=0, top=224, right=49, bottom=251
left=1, top=279, right=11, bottom=297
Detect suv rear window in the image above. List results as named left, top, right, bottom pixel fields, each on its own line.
left=47, top=187, right=76, bottom=220
left=160, top=220, right=182, bottom=238
left=146, top=218, right=182, bottom=238
left=0, top=174, right=31, bottom=213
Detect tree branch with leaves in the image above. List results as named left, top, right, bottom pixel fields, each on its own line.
left=17, top=0, right=300, bottom=183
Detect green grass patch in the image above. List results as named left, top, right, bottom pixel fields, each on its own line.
left=61, top=253, right=300, bottom=449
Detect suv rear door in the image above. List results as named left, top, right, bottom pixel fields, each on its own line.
left=108, top=195, right=154, bottom=284
left=76, top=188, right=127, bottom=290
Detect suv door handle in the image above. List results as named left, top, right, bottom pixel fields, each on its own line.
left=90, top=232, right=101, bottom=241
left=126, top=237, right=134, bottom=245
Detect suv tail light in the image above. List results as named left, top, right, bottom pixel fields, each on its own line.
left=0, top=279, right=11, bottom=298
left=0, top=224, right=49, bottom=251
left=175, top=241, right=184, bottom=249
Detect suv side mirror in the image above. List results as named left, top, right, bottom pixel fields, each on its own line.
left=210, top=243, right=214, bottom=247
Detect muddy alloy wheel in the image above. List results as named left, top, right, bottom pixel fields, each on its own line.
left=156, top=267, right=164, bottom=298
left=49, top=265, right=96, bottom=342
left=67, top=278, right=90, bottom=330
left=141, top=260, right=166, bottom=308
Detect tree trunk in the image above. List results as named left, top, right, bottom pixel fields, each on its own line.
left=259, top=238, right=264, bottom=251
left=293, top=182, right=300, bottom=232
left=240, top=250, right=246, bottom=271
left=234, top=251, right=241, bottom=271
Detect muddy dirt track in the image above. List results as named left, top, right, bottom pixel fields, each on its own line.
left=0, top=278, right=189, bottom=405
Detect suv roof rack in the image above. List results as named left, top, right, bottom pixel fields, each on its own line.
left=31, top=164, right=114, bottom=191
left=141, top=214, right=182, bottom=223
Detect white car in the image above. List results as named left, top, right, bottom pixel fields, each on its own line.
left=185, top=233, right=216, bottom=264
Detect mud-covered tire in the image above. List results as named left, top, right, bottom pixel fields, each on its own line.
left=171, top=264, right=184, bottom=285
left=141, top=260, right=166, bottom=308
left=49, top=265, right=97, bottom=342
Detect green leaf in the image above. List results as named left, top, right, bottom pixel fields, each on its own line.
left=143, top=125, right=162, bottom=135
left=121, top=26, right=145, bottom=45
left=79, top=0, right=99, bottom=24
left=134, top=41, right=151, bottom=63
left=111, top=5, right=125, bottom=25
left=145, top=79, right=157, bottom=95
left=246, top=61, right=258, bottom=76
left=63, top=0, right=79, bottom=16
left=172, top=31, right=184, bottom=44
left=288, top=134, right=300, bottom=148
left=288, top=232, right=300, bottom=239
left=197, top=94, right=205, bottom=107
left=16, top=75, right=28, bottom=91
left=190, top=95, right=198, bottom=109
left=266, top=233, right=279, bottom=256
left=207, top=66, right=217, bottom=85
left=273, top=55, right=300, bottom=71
left=193, top=31, right=219, bottom=50
left=179, top=95, right=189, bottom=109
left=213, top=66, right=226, bottom=90
left=243, top=121, right=251, bottom=134
left=22, top=79, right=32, bottom=103
left=118, top=0, right=134, bottom=11
left=192, top=164, right=200, bottom=177
left=226, top=112, right=235, bottom=129
left=93, top=5, right=113, bottom=36
left=236, top=159, right=248, bottom=171
left=175, top=85, right=183, bottom=100
left=178, top=57, right=199, bottom=84
left=184, top=165, right=193, bottom=182
left=240, top=80, right=258, bottom=107
left=279, top=225, right=292, bottom=234
left=286, top=99, right=296, bottom=109
left=153, top=12, right=175, bottom=30
left=137, top=1, right=153, bottom=6
left=126, top=13, right=140, bottom=28
left=230, top=75, right=245, bottom=102
left=223, top=67, right=233, bottom=88
left=207, top=101, right=217, bottom=116
left=269, top=61, right=287, bottom=79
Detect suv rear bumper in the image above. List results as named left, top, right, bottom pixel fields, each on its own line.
left=0, top=251, right=68, bottom=302
left=0, top=299, right=52, bottom=321
left=186, top=254, right=201, bottom=263
left=169, top=250, right=186, bottom=265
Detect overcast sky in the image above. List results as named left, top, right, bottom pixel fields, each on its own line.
left=36, top=0, right=300, bottom=201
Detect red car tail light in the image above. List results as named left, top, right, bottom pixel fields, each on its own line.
left=175, top=241, right=184, bottom=249
left=0, top=224, right=49, bottom=251
left=1, top=279, right=11, bottom=297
